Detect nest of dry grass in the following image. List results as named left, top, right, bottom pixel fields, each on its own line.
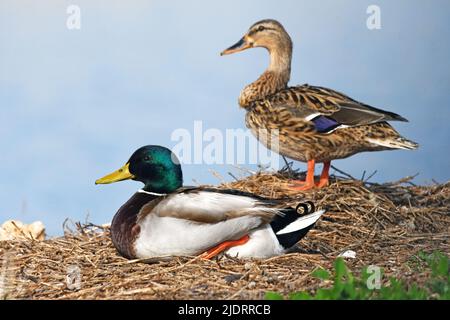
left=1, top=169, right=449, bottom=300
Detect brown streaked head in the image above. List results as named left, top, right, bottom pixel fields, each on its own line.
left=221, top=19, right=292, bottom=56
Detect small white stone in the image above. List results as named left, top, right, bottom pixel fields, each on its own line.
left=338, top=250, right=357, bottom=259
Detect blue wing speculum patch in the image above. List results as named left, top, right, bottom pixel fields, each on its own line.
left=311, top=115, right=341, bottom=133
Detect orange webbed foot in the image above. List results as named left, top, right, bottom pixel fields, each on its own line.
left=315, top=178, right=329, bottom=188
left=200, top=235, right=250, bottom=260
left=290, top=180, right=317, bottom=191
left=290, top=159, right=316, bottom=191
left=316, top=161, right=330, bottom=188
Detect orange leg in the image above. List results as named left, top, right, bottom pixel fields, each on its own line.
left=200, top=235, right=250, bottom=260
left=317, top=161, right=331, bottom=188
left=291, top=160, right=331, bottom=190
left=291, top=159, right=316, bottom=191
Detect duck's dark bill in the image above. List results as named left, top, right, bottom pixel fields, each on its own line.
left=95, top=163, right=135, bottom=184
left=221, top=37, right=252, bottom=55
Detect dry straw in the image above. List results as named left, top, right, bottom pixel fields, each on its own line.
left=0, top=168, right=448, bottom=299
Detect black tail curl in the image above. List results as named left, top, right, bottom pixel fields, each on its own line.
left=270, top=200, right=320, bottom=249
left=295, top=201, right=315, bottom=215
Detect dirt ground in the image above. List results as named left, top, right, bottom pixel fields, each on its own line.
left=1, top=170, right=448, bottom=299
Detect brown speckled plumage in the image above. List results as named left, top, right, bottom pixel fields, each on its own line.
left=223, top=19, right=418, bottom=166
left=239, top=71, right=289, bottom=108
left=244, top=84, right=417, bottom=163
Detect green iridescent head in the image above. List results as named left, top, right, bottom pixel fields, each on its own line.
left=95, top=145, right=183, bottom=193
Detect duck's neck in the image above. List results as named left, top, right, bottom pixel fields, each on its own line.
left=239, top=46, right=292, bottom=108
left=141, top=166, right=183, bottom=194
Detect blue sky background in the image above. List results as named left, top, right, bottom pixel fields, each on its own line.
left=1, top=0, right=449, bottom=236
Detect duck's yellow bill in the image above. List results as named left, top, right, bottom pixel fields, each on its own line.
left=95, top=163, right=135, bottom=185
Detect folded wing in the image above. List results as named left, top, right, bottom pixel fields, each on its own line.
left=267, top=85, right=408, bottom=134
left=145, top=188, right=281, bottom=224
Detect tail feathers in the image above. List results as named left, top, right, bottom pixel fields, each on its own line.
left=366, top=137, right=419, bottom=150
left=270, top=202, right=324, bottom=249
left=276, top=210, right=324, bottom=235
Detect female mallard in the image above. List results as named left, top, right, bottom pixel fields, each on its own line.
left=221, top=19, right=418, bottom=190
left=95, top=145, right=324, bottom=260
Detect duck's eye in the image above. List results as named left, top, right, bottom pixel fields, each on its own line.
left=257, top=26, right=265, bottom=32
left=143, top=156, right=150, bottom=161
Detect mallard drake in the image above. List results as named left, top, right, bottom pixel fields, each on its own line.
left=221, top=19, right=418, bottom=190
left=95, top=145, right=324, bottom=260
